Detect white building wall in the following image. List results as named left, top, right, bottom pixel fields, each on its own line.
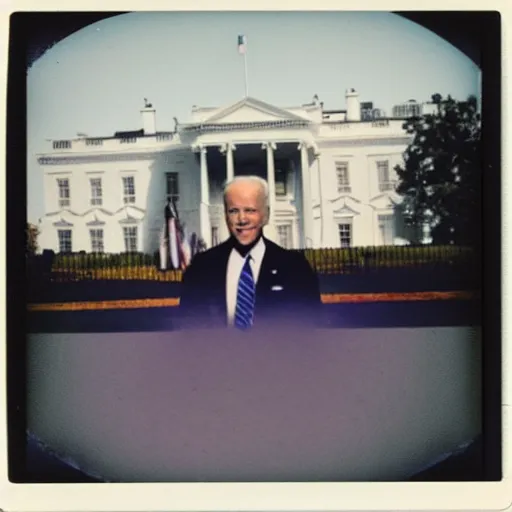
left=313, top=143, right=407, bottom=249
left=421, top=102, right=438, bottom=116
left=36, top=99, right=420, bottom=254
left=38, top=141, right=411, bottom=253
left=322, top=112, right=347, bottom=122
left=40, top=157, right=154, bottom=253
left=366, top=148, right=403, bottom=200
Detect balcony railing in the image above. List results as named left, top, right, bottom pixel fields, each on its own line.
left=45, top=133, right=175, bottom=154
left=318, top=119, right=407, bottom=139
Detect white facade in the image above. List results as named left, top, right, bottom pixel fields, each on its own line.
left=392, top=99, right=440, bottom=118
left=37, top=90, right=421, bottom=254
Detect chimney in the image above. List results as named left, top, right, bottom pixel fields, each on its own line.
left=141, top=103, right=156, bottom=135
left=345, top=88, right=361, bottom=122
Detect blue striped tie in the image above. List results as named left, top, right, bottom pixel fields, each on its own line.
left=234, top=256, right=255, bottom=330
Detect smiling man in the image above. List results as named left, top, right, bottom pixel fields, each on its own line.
left=178, top=176, right=322, bottom=330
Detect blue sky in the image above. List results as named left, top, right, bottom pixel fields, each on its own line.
left=27, top=11, right=480, bottom=223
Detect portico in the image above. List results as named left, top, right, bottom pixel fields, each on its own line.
left=178, top=96, right=320, bottom=249
left=191, top=139, right=317, bottom=249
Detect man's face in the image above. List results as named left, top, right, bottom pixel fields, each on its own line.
left=224, top=181, right=268, bottom=245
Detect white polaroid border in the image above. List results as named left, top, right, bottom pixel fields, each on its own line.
left=1, top=0, right=510, bottom=511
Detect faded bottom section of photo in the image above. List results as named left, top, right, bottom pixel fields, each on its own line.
left=27, top=327, right=481, bottom=482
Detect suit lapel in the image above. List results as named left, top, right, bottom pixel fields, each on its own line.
left=255, top=239, right=280, bottom=298
left=212, top=241, right=233, bottom=322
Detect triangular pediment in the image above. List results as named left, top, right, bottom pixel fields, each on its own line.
left=86, top=212, right=108, bottom=226
left=116, top=205, right=145, bottom=224
left=330, top=194, right=361, bottom=205
left=370, top=191, right=403, bottom=209
left=330, top=195, right=362, bottom=216
left=114, top=205, right=146, bottom=215
left=47, top=207, right=112, bottom=218
left=333, top=205, right=360, bottom=216
left=204, top=97, right=310, bottom=124
left=52, top=217, right=74, bottom=227
left=119, top=215, right=139, bottom=225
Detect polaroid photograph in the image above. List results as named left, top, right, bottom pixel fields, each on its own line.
left=1, top=2, right=509, bottom=511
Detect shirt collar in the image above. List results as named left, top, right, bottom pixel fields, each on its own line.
left=248, top=236, right=266, bottom=263
left=231, top=236, right=266, bottom=262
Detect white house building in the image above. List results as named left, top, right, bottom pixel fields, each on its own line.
left=36, top=89, right=421, bottom=254
left=392, top=99, right=439, bottom=118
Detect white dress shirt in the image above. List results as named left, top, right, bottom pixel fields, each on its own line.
left=226, top=237, right=266, bottom=326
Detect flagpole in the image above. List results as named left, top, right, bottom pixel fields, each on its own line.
left=238, top=35, right=249, bottom=98
left=244, top=50, right=249, bottom=97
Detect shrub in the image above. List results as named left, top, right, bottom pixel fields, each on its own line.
left=29, top=246, right=475, bottom=282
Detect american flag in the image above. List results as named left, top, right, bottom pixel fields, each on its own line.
left=237, top=34, right=247, bottom=54
left=159, top=199, right=191, bottom=271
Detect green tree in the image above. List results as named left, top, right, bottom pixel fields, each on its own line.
left=394, top=94, right=481, bottom=246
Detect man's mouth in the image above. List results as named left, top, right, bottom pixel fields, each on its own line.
left=236, top=226, right=253, bottom=233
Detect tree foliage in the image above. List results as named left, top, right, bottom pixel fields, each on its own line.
left=394, top=94, right=481, bottom=246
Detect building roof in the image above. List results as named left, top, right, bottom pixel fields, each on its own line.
left=207, top=96, right=310, bottom=123
left=49, top=130, right=174, bottom=144
left=181, top=96, right=312, bottom=133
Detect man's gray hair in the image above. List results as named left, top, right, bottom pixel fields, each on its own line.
left=223, top=175, right=269, bottom=207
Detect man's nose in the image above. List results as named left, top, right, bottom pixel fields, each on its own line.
left=237, top=211, right=248, bottom=223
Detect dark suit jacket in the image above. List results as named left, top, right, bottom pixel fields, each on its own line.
left=178, top=237, right=323, bottom=330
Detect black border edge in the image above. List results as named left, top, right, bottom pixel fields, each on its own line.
left=8, top=10, right=503, bottom=483
left=7, top=11, right=28, bottom=483
left=480, top=10, right=502, bottom=481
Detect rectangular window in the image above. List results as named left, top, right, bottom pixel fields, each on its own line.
left=123, top=226, right=138, bottom=252
left=378, top=214, right=395, bottom=245
left=57, top=178, right=70, bottom=208
left=85, top=139, right=103, bottom=146
left=277, top=224, right=292, bottom=249
left=335, top=162, right=351, bottom=194
left=275, top=168, right=287, bottom=196
left=90, top=229, right=104, bottom=253
left=90, top=178, right=103, bottom=206
left=338, top=222, right=352, bottom=248
left=377, top=160, right=395, bottom=192
left=166, top=172, right=179, bottom=203
left=53, top=140, right=71, bottom=150
left=58, top=229, right=72, bottom=253
left=122, top=176, right=136, bottom=204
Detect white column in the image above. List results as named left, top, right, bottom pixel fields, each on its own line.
left=194, top=144, right=211, bottom=248
left=311, top=144, right=322, bottom=248
left=299, top=141, right=313, bottom=248
left=292, top=216, right=299, bottom=249
left=262, top=142, right=278, bottom=243
left=218, top=143, right=236, bottom=243
left=227, top=143, right=235, bottom=183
